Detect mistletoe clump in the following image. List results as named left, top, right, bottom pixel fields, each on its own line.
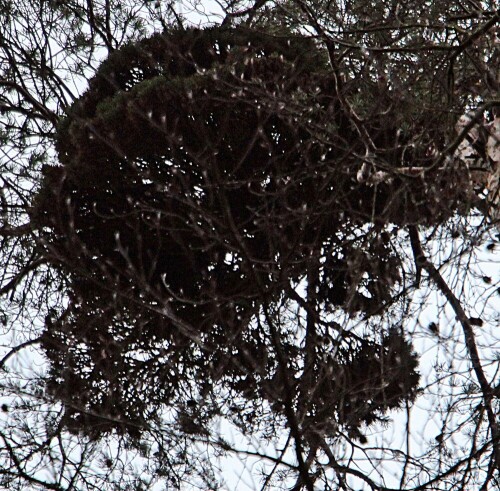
left=33, top=26, right=425, bottom=438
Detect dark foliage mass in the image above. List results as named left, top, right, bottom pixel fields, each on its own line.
left=271, top=328, right=420, bottom=443
left=1, top=2, right=499, bottom=489
left=32, top=27, right=421, bottom=439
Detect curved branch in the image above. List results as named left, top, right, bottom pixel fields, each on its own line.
left=0, top=337, right=41, bottom=371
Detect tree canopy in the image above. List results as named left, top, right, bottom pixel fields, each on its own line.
left=0, top=1, right=499, bottom=490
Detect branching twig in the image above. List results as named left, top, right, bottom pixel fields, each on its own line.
left=408, top=225, right=500, bottom=469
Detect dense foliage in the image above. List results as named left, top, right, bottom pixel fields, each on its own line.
left=0, top=1, right=499, bottom=490
left=32, top=26, right=423, bottom=440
